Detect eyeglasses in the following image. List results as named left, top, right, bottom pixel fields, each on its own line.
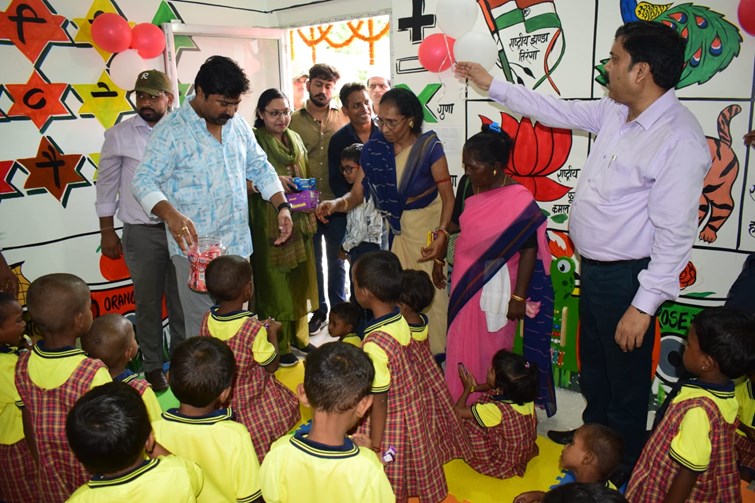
left=340, top=165, right=356, bottom=174
left=135, top=92, right=165, bottom=101
left=265, top=109, right=292, bottom=118
left=376, top=116, right=406, bottom=129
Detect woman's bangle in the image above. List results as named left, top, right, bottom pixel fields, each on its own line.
left=511, top=294, right=526, bottom=303
left=341, top=198, right=349, bottom=211
left=99, top=227, right=114, bottom=232
left=435, top=176, right=451, bottom=185
left=435, top=226, right=449, bottom=239
left=434, top=258, right=445, bottom=266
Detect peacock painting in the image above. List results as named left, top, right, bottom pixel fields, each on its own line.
left=595, top=1, right=742, bottom=89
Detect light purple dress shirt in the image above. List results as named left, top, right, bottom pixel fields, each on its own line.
left=489, top=80, right=710, bottom=314
left=96, top=115, right=160, bottom=225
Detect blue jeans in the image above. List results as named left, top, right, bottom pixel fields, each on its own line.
left=312, top=215, right=347, bottom=317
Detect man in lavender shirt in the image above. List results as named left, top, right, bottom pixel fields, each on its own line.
left=457, top=21, right=710, bottom=466
left=95, top=70, right=184, bottom=392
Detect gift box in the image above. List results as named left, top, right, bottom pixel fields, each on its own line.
left=286, top=189, right=319, bottom=212
left=292, top=177, right=317, bottom=191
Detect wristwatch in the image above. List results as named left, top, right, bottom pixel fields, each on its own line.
left=277, top=201, right=292, bottom=213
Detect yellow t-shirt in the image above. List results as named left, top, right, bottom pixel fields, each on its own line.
left=472, top=399, right=534, bottom=428
left=66, top=455, right=204, bottom=502
left=0, top=348, right=23, bottom=445
left=668, top=381, right=738, bottom=472
left=260, top=432, right=394, bottom=503
left=26, top=344, right=111, bottom=391
left=206, top=309, right=277, bottom=366
left=153, top=408, right=261, bottom=503
left=340, top=334, right=362, bottom=348
left=361, top=310, right=411, bottom=393
left=735, top=377, right=754, bottom=438
left=120, top=373, right=164, bottom=424
left=407, top=314, right=429, bottom=342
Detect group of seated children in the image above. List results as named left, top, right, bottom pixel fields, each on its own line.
left=0, top=249, right=753, bottom=503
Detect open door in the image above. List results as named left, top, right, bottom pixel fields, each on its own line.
left=162, top=23, right=289, bottom=123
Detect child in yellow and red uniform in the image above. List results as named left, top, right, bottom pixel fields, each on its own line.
left=81, top=314, right=162, bottom=423
left=399, top=269, right=471, bottom=465
left=199, top=255, right=299, bottom=460
left=353, top=251, right=447, bottom=503
left=152, top=336, right=262, bottom=503
left=734, top=368, right=755, bottom=480
left=260, top=342, right=394, bottom=503
left=0, top=292, right=36, bottom=502
left=66, top=381, right=204, bottom=502
left=626, top=308, right=755, bottom=502
left=455, top=348, right=539, bottom=479
left=327, top=302, right=363, bottom=347
left=14, top=274, right=111, bottom=502
left=514, top=423, right=624, bottom=503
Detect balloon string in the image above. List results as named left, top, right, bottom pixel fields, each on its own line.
left=444, top=35, right=455, bottom=65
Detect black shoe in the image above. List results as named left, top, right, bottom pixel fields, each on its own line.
left=145, top=369, right=169, bottom=392
left=297, top=344, right=317, bottom=354
left=308, top=313, right=326, bottom=334
left=547, top=429, right=576, bottom=445
left=279, top=353, right=299, bottom=367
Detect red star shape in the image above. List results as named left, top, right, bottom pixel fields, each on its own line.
left=0, top=160, right=23, bottom=198
left=0, top=0, right=70, bottom=63
left=19, top=136, right=87, bottom=205
left=5, top=70, right=71, bottom=131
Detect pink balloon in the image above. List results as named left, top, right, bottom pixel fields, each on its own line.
left=131, top=23, right=166, bottom=59
left=739, top=0, right=755, bottom=36
left=418, top=33, right=455, bottom=73
left=91, top=13, right=132, bottom=53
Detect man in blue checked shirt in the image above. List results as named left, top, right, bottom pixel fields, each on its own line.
left=133, top=56, right=292, bottom=338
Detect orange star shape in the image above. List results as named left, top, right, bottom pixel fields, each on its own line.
left=19, top=136, right=89, bottom=206
left=0, top=0, right=70, bottom=63
left=5, top=70, right=72, bottom=131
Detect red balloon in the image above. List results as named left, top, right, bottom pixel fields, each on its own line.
left=739, top=0, right=755, bottom=36
left=131, top=23, right=166, bottom=59
left=418, top=33, right=455, bottom=73
left=91, top=13, right=132, bottom=53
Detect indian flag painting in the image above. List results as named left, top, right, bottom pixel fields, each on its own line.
left=477, top=0, right=566, bottom=94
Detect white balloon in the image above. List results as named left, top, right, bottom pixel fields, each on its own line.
left=109, top=49, right=151, bottom=90
left=436, top=0, right=478, bottom=39
left=453, top=31, right=498, bottom=70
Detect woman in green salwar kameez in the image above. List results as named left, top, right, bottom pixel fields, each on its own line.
left=250, top=88, right=319, bottom=365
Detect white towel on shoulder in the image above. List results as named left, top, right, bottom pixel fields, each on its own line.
left=480, top=262, right=510, bottom=332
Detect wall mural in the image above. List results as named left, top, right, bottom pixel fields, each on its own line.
left=0, top=0, right=752, bottom=404
left=391, top=0, right=753, bottom=402
left=1, top=0, right=185, bottom=338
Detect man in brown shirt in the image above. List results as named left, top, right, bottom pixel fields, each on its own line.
left=289, top=64, right=348, bottom=336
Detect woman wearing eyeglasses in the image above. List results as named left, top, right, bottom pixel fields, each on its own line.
left=317, top=87, right=455, bottom=355
left=249, top=88, right=318, bottom=366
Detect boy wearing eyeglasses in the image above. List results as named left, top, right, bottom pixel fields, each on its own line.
left=335, top=144, right=384, bottom=270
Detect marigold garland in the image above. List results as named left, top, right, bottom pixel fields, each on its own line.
left=295, top=18, right=389, bottom=65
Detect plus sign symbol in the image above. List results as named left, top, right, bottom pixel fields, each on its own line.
left=398, top=0, right=435, bottom=43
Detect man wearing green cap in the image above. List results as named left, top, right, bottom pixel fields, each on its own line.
left=95, top=69, right=184, bottom=392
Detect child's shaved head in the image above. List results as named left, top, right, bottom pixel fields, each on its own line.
left=27, top=273, right=90, bottom=334
left=81, top=314, right=135, bottom=368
